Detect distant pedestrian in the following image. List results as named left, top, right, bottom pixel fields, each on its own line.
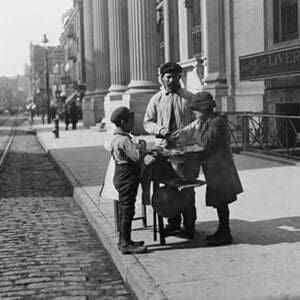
left=69, top=101, right=79, bottom=130
left=174, top=91, right=243, bottom=246
left=63, top=104, right=70, bottom=130
left=27, top=101, right=36, bottom=123
left=41, top=104, right=47, bottom=124
left=107, top=106, right=155, bottom=254
left=50, top=104, right=57, bottom=121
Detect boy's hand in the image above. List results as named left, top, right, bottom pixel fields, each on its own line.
left=168, top=130, right=181, bottom=141
left=104, top=140, right=112, bottom=152
left=144, top=154, right=156, bottom=166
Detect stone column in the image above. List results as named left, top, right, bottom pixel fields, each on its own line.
left=163, top=0, right=179, bottom=62
left=178, top=0, right=192, bottom=61
left=201, top=0, right=228, bottom=110
left=104, top=0, right=130, bottom=129
left=124, top=0, right=159, bottom=135
left=82, top=0, right=96, bottom=126
left=92, top=0, right=110, bottom=123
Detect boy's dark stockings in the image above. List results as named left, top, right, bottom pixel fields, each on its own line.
left=120, top=221, right=131, bottom=246
left=206, top=204, right=233, bottom=246
left=217, top=204, right=229, bottom=230
left=118, top=216, right=146, bottom=254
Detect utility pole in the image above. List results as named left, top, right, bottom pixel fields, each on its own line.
left=42, top=34, right=51, bottom=124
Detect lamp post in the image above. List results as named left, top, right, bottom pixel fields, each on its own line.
left=42, top=34, right=51, bottom=124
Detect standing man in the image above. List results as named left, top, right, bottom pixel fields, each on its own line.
left=69, top=101, right=79, bottom=130
left=143, top=62, right=196, bottom=238
left=63, top=103, right=70, bottom=130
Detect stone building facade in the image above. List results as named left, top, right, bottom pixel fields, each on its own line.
left=29, top=43, right=65, bottom=114
left=74, top=0, right=300, bottom=133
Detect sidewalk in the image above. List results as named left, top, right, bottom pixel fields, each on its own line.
left=33, top=118, right=300, bottom=300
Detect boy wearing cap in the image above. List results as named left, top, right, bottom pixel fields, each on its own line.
left=174, top=91, right=243, bottom=246
left=144, top=62, right=196, bottom=238
left=109, top=106, right=155, bottom=254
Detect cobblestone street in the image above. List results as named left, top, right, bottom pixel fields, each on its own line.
left=0, top=127, right=136, bottom=299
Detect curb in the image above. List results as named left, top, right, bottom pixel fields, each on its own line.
left=36, top=133, right=168, bottom=300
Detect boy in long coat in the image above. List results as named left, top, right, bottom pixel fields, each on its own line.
left=175, top=91, right=243, bottom=246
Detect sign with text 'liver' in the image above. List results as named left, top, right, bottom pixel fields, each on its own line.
left=239, top=47, right=300, bottom=81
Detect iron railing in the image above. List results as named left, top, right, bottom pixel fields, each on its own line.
left=222, top=112, right=300, bottom=161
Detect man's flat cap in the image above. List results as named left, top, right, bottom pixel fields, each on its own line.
left=110, top=106, right=134, bottom=126
left=160, top=62, right=182, bottom=75
left=189, top=91, right=216, bottom=111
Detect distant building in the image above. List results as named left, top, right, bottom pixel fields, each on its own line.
left=29, top=43, right=44, bottom=97
left=21, top=64, right=31, bottom=99
left=0, top=76, right=27, bottom=109
left=29, top=42, right=65, bottom=114
left=59, top=0, right=85, bottom=101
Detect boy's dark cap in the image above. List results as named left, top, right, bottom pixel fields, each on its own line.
left=110, top=106, right=134, bottom=126
left=160, top=62, right=182, bottom=76
left=189, top=91, right=216, bottom=111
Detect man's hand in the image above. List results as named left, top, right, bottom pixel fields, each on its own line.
left=159, top=127, right=170, bottom=138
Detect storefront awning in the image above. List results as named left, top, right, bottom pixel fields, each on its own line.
left=239, top=46, right=300, bottom=81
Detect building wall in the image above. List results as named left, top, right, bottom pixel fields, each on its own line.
left=232, top=0, right=300, bottom=114
left=229, top=0, right=265, bottom=112
left=74, top=0, right=299, bottom=131
left=263, top=0, right=300, bottom=114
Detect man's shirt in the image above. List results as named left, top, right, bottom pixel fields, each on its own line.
left=144, top=87, right=195, bottom=137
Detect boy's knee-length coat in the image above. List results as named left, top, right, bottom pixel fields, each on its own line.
left=178, top=112, right=243, bottom=207
left=200, top=113, right=243, bottom=207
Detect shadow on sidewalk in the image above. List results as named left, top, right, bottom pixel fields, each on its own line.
left=230, top=217, right=300, bottom=245
left=145, top=216, right=300, bottom=252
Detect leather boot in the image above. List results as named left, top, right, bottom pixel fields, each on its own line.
left=118, top=217, right=145, bottom=248
left=206, top=227, right=222, bottom=241
left=129, top=240, right=145, bottom=247
left=206, top=205, right=233, bottom=246
left=119, top=239, right=145, bottom=248
left=119, top=221, right=147, bottom=254
left=206, top=227, right=233, bottom=246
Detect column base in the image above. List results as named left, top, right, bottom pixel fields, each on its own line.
left=92, top=89, right=107, bottom=123
left=203, top=72, right=228, bottom=111
left=108, top=84, right=127, bottom=95
left=127, top=80, right=159, bottom=92
left=104, top=93, right=124, bottom=133
left=221, top=95, right=236, bottom=112
left=122, top=90, right=158, bottom=135
left=82, top=93, right=96, bottom=127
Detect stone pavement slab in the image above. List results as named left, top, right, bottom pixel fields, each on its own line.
left=34, top=120, right=300, bottom=300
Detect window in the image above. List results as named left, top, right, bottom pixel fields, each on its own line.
left=191, top=0, right=201, bottom=56
left=274, top=0, right=299, bottom=43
